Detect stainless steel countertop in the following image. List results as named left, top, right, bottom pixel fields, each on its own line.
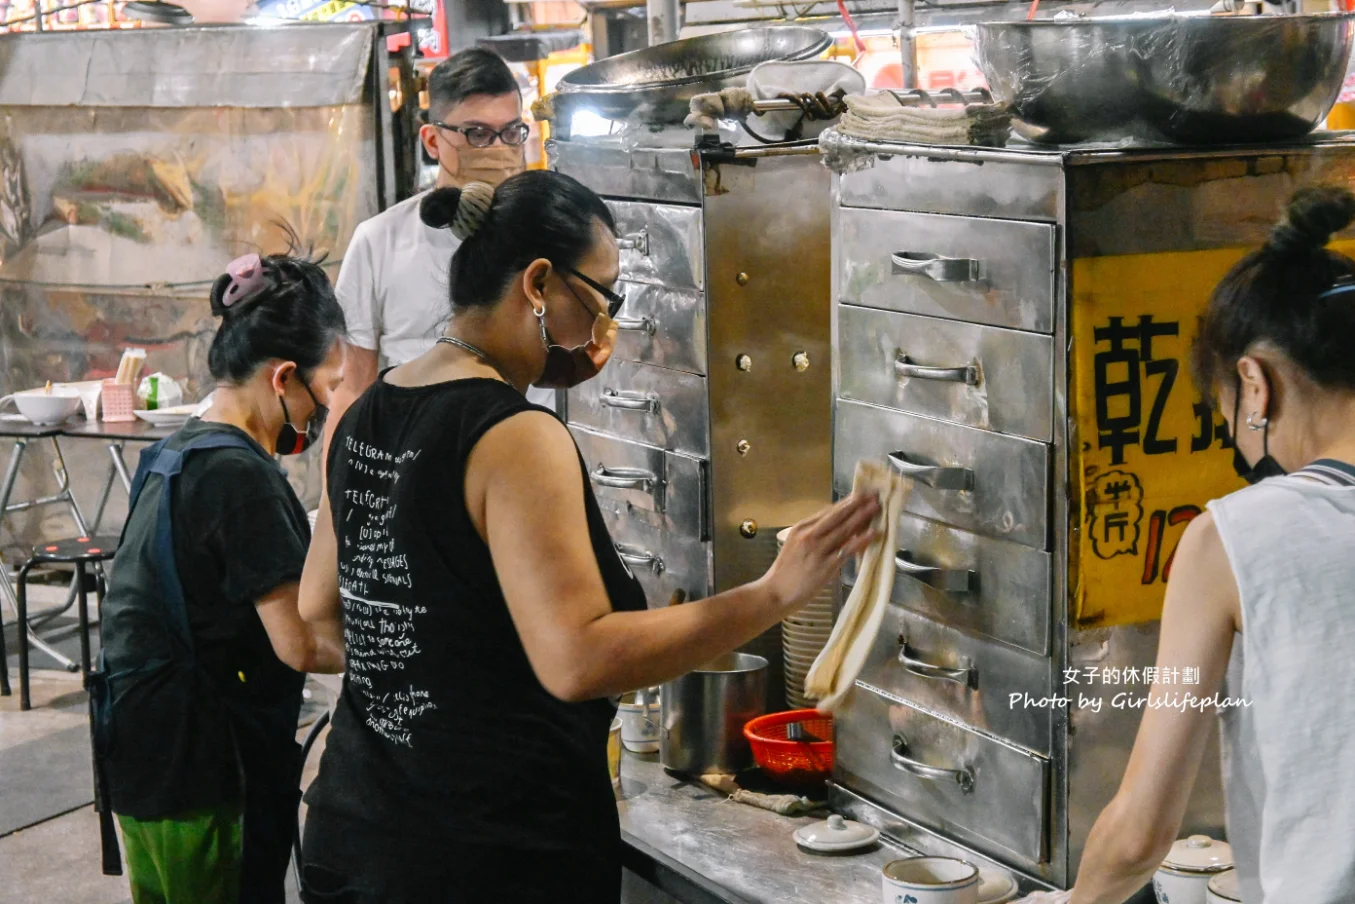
left=617, top=752, right=894, bottom=904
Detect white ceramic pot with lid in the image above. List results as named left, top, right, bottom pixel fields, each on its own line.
left=793, top=814, right=880, bottom=853
left=1206, top=868, right=1241, bottom=904
left=1153, top=835, right=1234, bottom=904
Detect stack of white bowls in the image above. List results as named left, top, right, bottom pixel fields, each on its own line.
left=778, top=528, right=836, bottom=709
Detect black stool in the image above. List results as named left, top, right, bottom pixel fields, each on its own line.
left=15, top=535, right=118, bottom=711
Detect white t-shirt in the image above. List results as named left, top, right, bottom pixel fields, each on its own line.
left=336, top=192, right=556, bottom=410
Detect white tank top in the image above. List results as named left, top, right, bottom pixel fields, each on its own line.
left=1208, top=460, right=1355, bottom=904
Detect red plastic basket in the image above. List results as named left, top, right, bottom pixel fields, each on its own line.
left=744, top=709, right=835, bottom=786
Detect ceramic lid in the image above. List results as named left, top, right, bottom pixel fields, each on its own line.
left=1162, top=835, right=1234, bottom=874
left=1207, top=868, right=1242, bottom=902
left=793, top=814, right=880, bottom=852
left=977, top=866, right=1019, bottom=903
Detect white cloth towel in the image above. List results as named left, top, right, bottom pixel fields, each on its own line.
left=839, top=91, right=1012, bottom=147
left=804, top=460, right=908, bottom=712
left=746, top=60, right=865, bottom=140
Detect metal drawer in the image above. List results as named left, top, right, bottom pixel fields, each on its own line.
left=593, top=502, right=711, bottom=607
left=849, top=602, right=1052, bottom=755
left=835, top=683, right=1050, bottom=867
left=837, top=207, right=1056, bottom=333
left=834, top=400, right=1049, bottom=550
left=836, top=152, right=1062, bottom=223
left=568, top=361, right=709, bottom=459
left=612, top=281, right=707, bottom=376
left=570, top=426, right=707, bottom=540
left=857, top=513, right=1051, bottom=656
left=607, top=200, right=704, bottom=292
left=837, top=305, right=1054, bottom=442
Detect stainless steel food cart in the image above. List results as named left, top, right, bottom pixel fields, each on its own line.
left=552, top=133, right=836, bottom=707
left=820, top=129, right=1355, bottom=888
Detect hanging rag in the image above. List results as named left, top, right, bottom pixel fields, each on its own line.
left=685, top=59, right=865, bottom=141
left=838, top=91, right=1013, bottom=147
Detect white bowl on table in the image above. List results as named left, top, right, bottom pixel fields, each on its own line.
left=0, top=387, right=82, bottom=425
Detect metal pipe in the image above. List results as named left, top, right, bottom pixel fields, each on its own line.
left=821, top=132, right=1065, bottom=167
left=898, top=0, right=916, bottom=88
left=733, top=145, right=822, bottom=158
left=646, top=0, right=679, bottom=46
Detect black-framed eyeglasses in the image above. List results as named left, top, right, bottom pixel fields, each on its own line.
left=431, top=120, right=531, bottom=148
left=562, top=265, right=626, bottom=319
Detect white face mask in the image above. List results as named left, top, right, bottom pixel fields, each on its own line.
left=439, top=144, right=524, bottom=188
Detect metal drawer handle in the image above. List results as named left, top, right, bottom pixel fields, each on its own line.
left=602, top=390, right=659, bottom=414
left=614, top=316, right=656, bottom=335
left=897, top=635, right=975, bottom=686
left=887, top=452, right=974, bottom=491
left=592, top=466, right=659, bottom=492
left=894, top=551, right=977, bottom=594
left=894, top=353, right=979, bottom=386
left=891, top=251, right=986, bottom=283
left=616, top=544, right=665, bottom=574
left=891, top=736, right=975, bottom=792
left=618, top=229, right=650, bottom=256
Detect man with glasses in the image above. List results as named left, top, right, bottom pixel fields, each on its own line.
left=326, top=48, right=546, bottom=461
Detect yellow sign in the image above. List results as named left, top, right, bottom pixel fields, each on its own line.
left=1070, top=248, right=1246, bottom=628
left=1072, top=236, right=1355, bottom=625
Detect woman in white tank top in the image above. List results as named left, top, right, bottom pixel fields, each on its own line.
left=1015, top=189, right=1355, bottom=904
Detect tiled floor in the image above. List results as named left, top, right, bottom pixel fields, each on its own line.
left=1, top=665, right=329, bottom=904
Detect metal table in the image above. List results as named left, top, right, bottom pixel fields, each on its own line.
left=60, top=419, right=175, bottom=531
left=617, top=752, right=891, bottom=904
left=0, top=416, right=174, bottom=670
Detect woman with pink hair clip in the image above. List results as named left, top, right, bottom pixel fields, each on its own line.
left=93, top=247, right=348, bottom=904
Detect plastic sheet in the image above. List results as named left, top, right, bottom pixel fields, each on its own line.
left=973, top=13, right=1355, bottom=145
left=0, top=23, right=373, bottom=108
left=0, top=33, right=380, bottom=556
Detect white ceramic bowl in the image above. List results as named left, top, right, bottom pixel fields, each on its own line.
left=2, top=388, right=82, bottom=425
left=883, top=857, right=980, bottom=904
left=784, top=622, right=833, bottom=636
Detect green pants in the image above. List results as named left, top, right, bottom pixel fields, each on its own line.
left=118, top=802, right=244, bottom=904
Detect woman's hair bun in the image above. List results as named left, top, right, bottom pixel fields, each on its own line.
left=209, top=271, right=235, bottom=318
left=419, top=187, right=461, bottom=230
left=419, top=182, right=496, bottom=241
left=1267, top=185, right=1355, bottom=258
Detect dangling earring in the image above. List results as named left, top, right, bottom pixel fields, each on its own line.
left=533, top=303, right=549, bottom=349
left=1245, top=412, right=1269, bottom=431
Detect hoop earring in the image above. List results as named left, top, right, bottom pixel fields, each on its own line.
left=1245, top=412, right=1269, bottom=431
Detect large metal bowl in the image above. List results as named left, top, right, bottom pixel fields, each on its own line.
left=975, top=14, right=1355, bottom=145
left=552, top=26, right=832, bottom=125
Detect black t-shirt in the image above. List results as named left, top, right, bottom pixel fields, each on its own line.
left=101, top=418, right=309, bottom=819
left=305, top=377, right=647, bottom=873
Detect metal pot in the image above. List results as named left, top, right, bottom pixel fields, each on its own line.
left=660, top=652, right=768, bottom=775
left=975, top=14, right=1355, bottom=145
left=549, top=26, right=831, bottom=127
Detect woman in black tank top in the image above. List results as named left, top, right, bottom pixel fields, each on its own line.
left=296, top=172, right=879, bottom=903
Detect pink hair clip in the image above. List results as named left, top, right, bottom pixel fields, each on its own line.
left=221, top=253, right=268, bottom=307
